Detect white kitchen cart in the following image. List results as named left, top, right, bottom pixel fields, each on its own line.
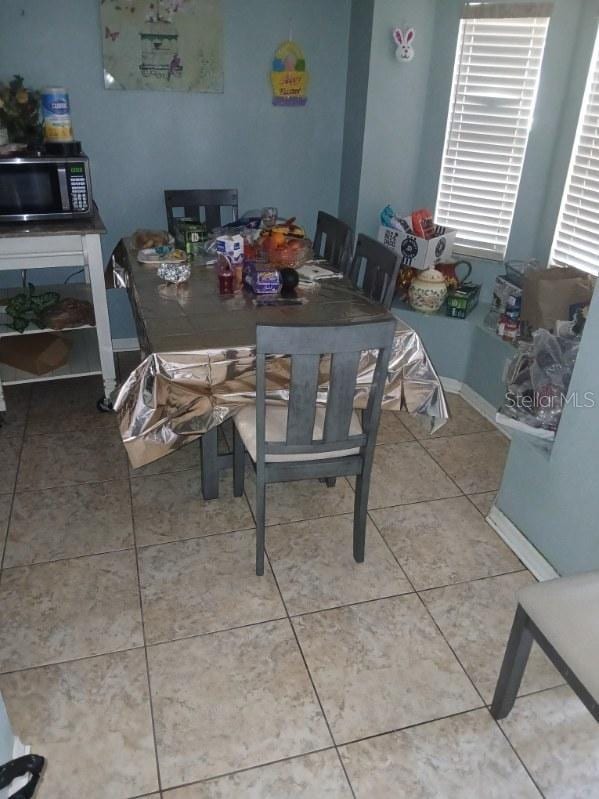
left=0, top=205, right=116, bottom=414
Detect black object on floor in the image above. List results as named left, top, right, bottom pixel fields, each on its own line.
left=0, top=754, right=45, bottom=798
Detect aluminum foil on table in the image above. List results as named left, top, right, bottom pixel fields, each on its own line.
left=114, top=319, right=447, bottom=469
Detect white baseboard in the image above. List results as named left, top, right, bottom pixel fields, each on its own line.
left=487, top=505, right=559, bottom=581
left=112, top=337, right=140, bottom=353
left=440, top=376, right=509, bottom=438
left=440, top=376, right=463, bottom=394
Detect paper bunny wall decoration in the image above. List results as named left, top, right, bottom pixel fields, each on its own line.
left=393, top=27, right=415, bottom=62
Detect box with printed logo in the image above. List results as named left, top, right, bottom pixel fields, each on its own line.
left=378, top=221, right=457, bottom=270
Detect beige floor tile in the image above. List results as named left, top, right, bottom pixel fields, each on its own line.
left=293, top=594, right=481, bottom=743
left=0, top=650, right=158, bottom=799
left=0, top=550, right=143, bottom=672
left=267, top=514, right=411, bottom=615
left=139, top=530, right=285, bottom=644
left=401, top=393, right=495, bottom=439
left=130, top=442, right=201, bottom=478
left=422, top=431, right=509, bottom=494
left=0, top=384, right=30, bottom=439
left=245, top=471, right=355, bottom=526
left=469, top=491, right=497, bottom=517
left=340, top=708, right=539, bottom=798
left=0, top=436, right=20, bottom=493
left=376, top=411, right=414, bottom=445
left=26, top=376, right=118, bottom=435
left=4, top=479, right=133, bottom=567
left=132, top=469, right=254, bottom=547
left=371, top=496, right=521, bottom=590
left=130, top=428, right=229, bottom=478
left=148, top=620, right=331, bottom=788
left=361, top=441, right=461, bottom=509
left=500, top=685, right=599, bottom=799
left=164, top=750, right=352, bottom=798
left=421, top=571, right=562, bottom=703
left=17, top=429, right=128, bottom=491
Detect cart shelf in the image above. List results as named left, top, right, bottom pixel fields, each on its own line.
left=0, top=283, right=95, bottom=337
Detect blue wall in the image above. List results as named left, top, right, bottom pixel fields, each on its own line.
left=338, top=0, right=374, bottom=229
left=0, top=0, right=351, bottom=258
left=354, top=0, right=437, bottom=238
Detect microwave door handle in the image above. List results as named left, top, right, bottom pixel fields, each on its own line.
left=57, top=167, right=70, bottom=210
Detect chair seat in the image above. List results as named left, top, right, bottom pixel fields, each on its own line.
left=234, top=404, right=362, bottom=463
left=519, top=571, right=599, bottom=699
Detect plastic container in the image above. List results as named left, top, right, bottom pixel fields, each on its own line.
left=41, top=87, right=74, bottom=142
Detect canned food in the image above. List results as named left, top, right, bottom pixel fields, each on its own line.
left=41, top=87, right=73, bottom=142
left=183, top=222, right=208, bottom=257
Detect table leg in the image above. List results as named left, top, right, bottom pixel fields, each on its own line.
left=85, top=233, right=117, bottom=402
left=200, top=427, right=220, bottom=500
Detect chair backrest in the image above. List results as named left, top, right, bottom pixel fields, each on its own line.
left=255, top=319, right=395, bottom=463
left=349, top=233, right=400, bottom=309
left=313, top=211, right=354, bottom=274
left=164, top=189, right=239, bottom=236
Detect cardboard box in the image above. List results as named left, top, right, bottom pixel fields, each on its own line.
left=0, top=333, right=71, bottom=375
left=378, top=221, right=457, bottom=270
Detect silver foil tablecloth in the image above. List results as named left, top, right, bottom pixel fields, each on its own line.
left=112, top=239, right=448, bottom=467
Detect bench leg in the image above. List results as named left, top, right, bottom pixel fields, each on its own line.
left=491, top=605, right=534, bottom=720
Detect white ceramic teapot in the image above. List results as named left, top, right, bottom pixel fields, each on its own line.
left=408, top=268, right=447, bottom=313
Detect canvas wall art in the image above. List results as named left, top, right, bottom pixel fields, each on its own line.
left=100, top=0, right=223, bottom=92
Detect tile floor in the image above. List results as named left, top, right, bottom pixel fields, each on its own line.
left=0, top=377, right=597, bottom=798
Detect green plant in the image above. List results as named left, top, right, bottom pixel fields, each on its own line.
left=5, top=284, right=59, bottom=333
left=0, top=75, right=41, bottom=144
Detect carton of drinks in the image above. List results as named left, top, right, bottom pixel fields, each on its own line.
left=215, top=234, right=244, bottom=266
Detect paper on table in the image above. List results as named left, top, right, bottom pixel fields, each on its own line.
left=296, top=263, right=343, bottom=282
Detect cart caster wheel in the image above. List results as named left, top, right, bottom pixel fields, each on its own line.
left=97, top=397, right=113, bottom=413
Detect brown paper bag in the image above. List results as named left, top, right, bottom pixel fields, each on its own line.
left=521, top=267, right=595, bottom=332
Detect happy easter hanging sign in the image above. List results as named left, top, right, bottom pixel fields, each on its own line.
left=270, top=40, right=309, bottom=106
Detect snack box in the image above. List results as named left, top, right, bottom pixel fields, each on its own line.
left=446, top=283, right=481, bottom=319
left=378, top=219, right=457, bottom=270
left=244, top=261, right=281, bottom=294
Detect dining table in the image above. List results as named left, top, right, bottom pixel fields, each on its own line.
left=112, top=236, right=449, bottom=500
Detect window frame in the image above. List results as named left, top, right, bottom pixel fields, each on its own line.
left=549, top=22, right=599, bottom=277
left=435, top=5, right=551, bottom=261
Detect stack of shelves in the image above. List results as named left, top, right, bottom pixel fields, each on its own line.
left=0, top=283, right=102, bottom=386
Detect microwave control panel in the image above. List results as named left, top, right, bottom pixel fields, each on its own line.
left=66, top=163, right=89, bottom=212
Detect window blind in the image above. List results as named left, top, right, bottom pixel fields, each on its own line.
left=550, top=25, right=599, bottom=276
left=435, top=8, right=550, bottom=260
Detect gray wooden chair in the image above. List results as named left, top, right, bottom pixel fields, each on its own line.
left=491, top=571, right=599, bottom=721
left=233, top=319, right=396, bottom=575
left=349, top=233, right=401, bottom=309
left=313, top=211, right=354, bottom=275
left=164, top=189, right=238, bottom=236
